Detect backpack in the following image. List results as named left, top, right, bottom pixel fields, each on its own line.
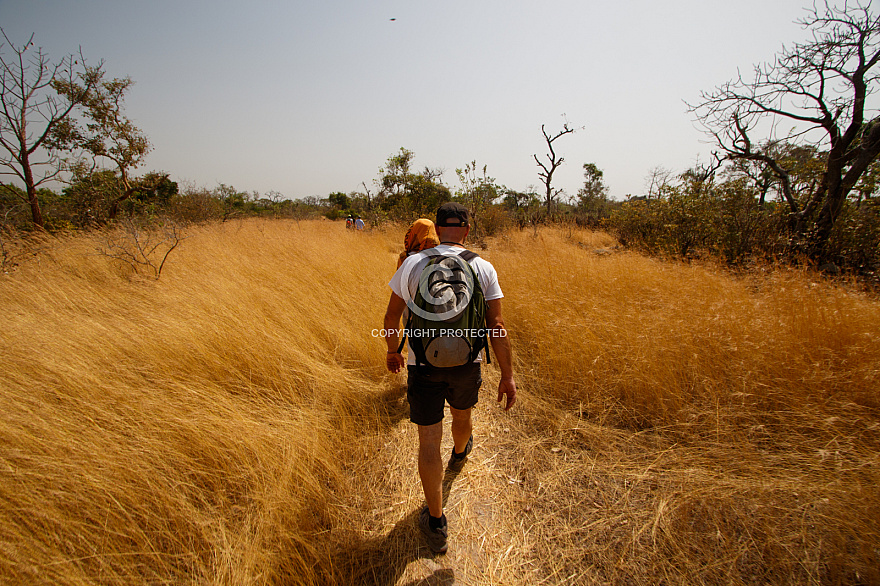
left=400, top=249, right=490, bottom=368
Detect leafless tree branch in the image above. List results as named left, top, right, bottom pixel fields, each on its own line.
left=534, top=122, right=577, bottom=209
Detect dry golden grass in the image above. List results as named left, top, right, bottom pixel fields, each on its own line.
left=489, top=228, right=880, bottom=584
left=1, top=219, right=878, bottom=585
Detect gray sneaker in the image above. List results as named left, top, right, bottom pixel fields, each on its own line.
left=448, top=435, right=473, bottom=469
left=418, top=506, right=448, bottom=554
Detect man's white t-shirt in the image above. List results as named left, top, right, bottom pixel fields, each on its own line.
left=388, top=244, right=503, bottom=366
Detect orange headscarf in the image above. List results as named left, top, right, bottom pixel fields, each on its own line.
left=397, top=218, right=439, bottom=267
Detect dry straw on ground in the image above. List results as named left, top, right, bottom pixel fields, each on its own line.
left=1, top=218, right=878, bottom=585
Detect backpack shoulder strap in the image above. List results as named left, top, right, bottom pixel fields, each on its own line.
left=457, top=249, right=479, bottom=262
left=456, top=248, right=492, bottom=364
left=396, top=311, right=411, bottom=354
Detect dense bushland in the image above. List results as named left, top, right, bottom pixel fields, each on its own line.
left=606, top=173, right=880, bottom=286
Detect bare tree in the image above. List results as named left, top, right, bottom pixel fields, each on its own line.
left=689, top=1, right=880, bottom=259
left=420, top=165, right=445, bottom=185
left=0, top=29, right=102, bottom=228
left=684, top=153, right=724, bottom=184
left=534, top=122, right=576, bottom=210
left=361, top=181, right=373, bottom=211
left=645, top=166, right=674, bottom=199
left=99, top=215, right=185, bottom=279
left=724, top=156, right=777, bottom=207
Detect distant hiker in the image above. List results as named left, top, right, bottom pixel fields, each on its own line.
left=355, top=216, right=365, bottom=230
left=398, top=218, right=440, bottom=268
left=383, top=202, right=517, bottom=554
left=345, top=215, right=354, bottom=230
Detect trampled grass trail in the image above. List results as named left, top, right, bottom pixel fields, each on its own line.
left=1, top=218, right=878, bottom=585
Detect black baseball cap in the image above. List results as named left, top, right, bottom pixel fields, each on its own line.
left=436, top=202, right=469, bottom=227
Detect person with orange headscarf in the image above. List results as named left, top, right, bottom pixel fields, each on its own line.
left=397, top=218, right=439, bottom=268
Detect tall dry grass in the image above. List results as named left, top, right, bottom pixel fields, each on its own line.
left=0, top=219, right=399, bottom=584
left=490, top=227, right=880, bottom=584
left=1, top=219, right=878, bottom=584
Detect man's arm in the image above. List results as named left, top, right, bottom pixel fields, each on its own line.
left=486, top=298, right=516, bottom=410
left=384, top=292, right=407, bottom=373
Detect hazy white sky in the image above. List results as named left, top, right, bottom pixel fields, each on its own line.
left=2, top=0, right=815, bottom=200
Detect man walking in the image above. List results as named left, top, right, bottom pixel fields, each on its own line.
left=383, top=202, right=517, bottom=554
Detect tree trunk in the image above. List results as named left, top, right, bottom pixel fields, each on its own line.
left=21, top=150, right=44, bottom=228
left=811, top=171, right=845, bottom=259
left=108, top=171, right=137, bottom=220
left=809, top=122, right=880, bottom=259
left=26, top=186, right=44, bottom=228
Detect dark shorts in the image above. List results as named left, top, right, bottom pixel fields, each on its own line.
left=407, top=363, right=482, bottom=426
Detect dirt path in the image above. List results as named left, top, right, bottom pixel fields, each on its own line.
left=340, top=370, right=538, bottom=585
left=407, top=397, right=530, bottom=584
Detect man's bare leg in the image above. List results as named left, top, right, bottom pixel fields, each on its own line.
left=450, top=406, right=473, bottom=455
left=417, top=422, right=444, bottom=517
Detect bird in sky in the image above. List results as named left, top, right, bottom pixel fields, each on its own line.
left=390, top=18, right=396, bottom=21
